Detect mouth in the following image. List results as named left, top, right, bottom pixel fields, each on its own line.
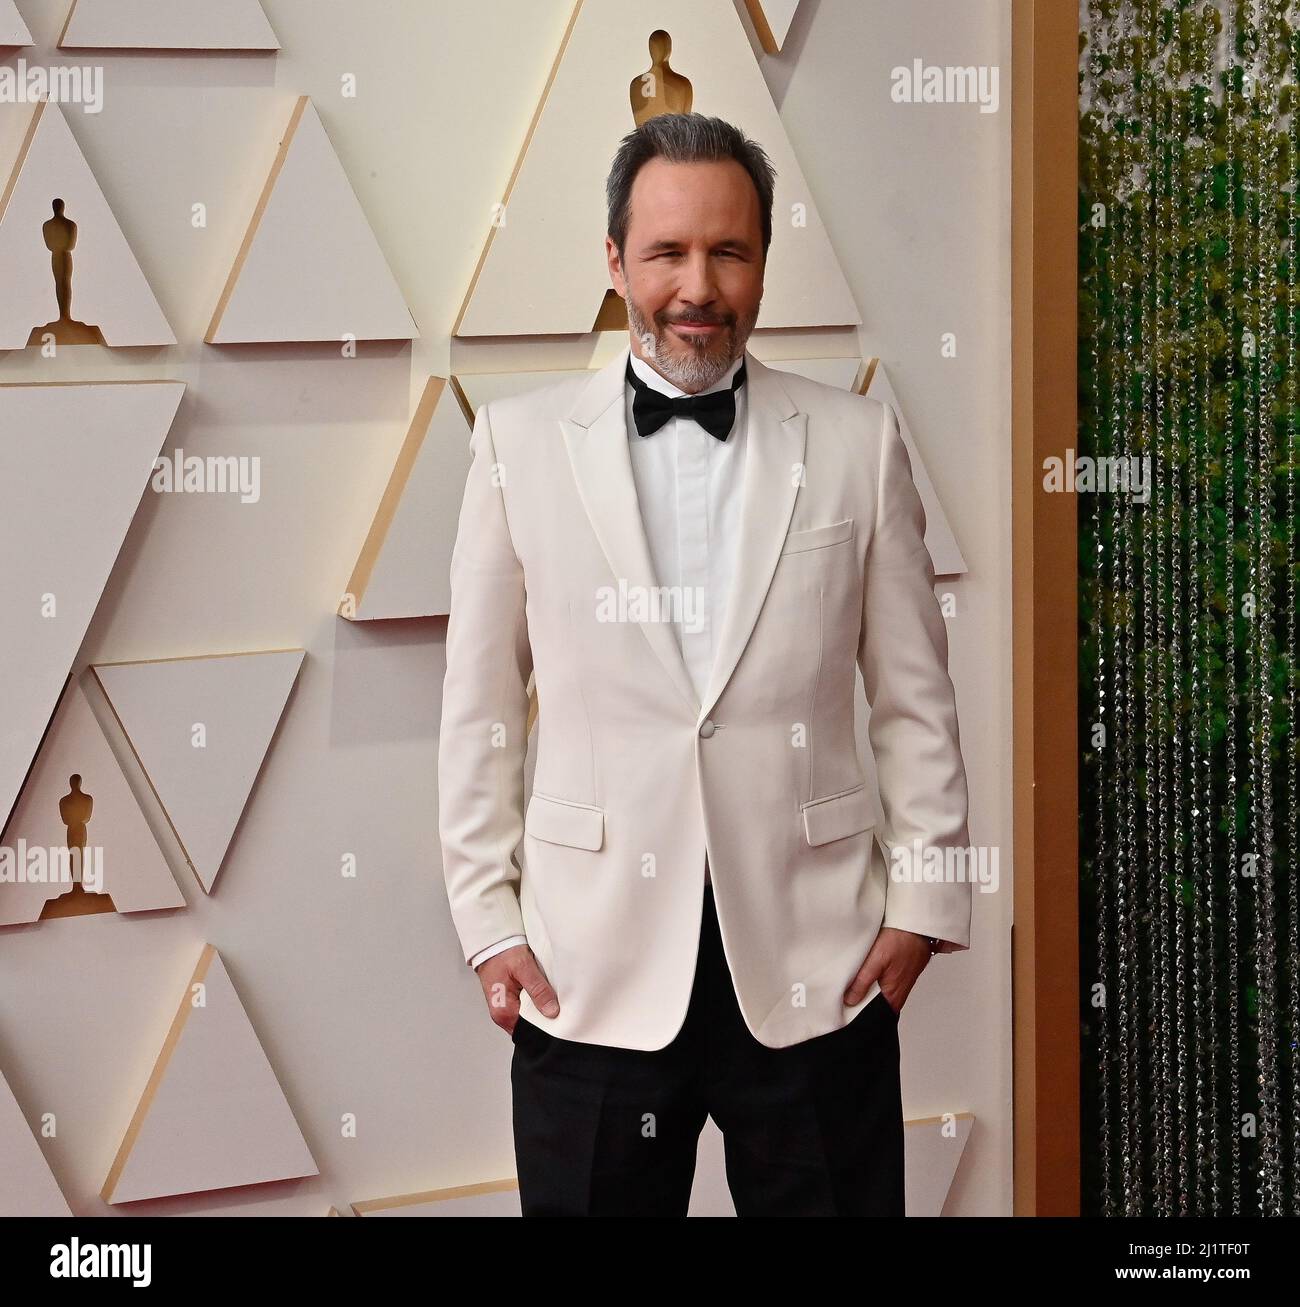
left=670, top=321, right=724, bottom=339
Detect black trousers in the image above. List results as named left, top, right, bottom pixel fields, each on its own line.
left=510, top=877, right=905, bottom=1216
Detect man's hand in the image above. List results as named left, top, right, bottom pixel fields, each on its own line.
left=476, top=944, right=560, bottom=1034
left=844, top=927, right=932, bottom=1016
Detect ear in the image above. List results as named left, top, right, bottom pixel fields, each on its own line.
left=605, top=235, right=627, bottom=295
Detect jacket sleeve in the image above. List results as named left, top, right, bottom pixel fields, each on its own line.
left=437, top=401, right=532, bottom=965
left=858, top=399, right=972, bottom=953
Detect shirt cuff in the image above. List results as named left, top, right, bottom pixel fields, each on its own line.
left=469, top=935, right=527, bottom=969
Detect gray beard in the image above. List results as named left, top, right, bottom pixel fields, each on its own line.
left=626, top=297, right=749, bottom=393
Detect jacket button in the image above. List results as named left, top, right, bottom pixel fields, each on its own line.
left=699, top=720, right=715, bottom=738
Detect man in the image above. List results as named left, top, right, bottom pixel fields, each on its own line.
left=438, top=113, right=972, bottom=1217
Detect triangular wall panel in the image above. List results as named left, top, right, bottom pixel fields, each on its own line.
left=59, top=0, right=279, bottom=50
left=454, top=0, right=860, bottom=336
left=0, top=677, right=185, bottom=925
left=342, top=377, right=473, bottom=621
left=0, top=0, right=31, bottom=45
left=743, top=0, right=802, bottom=55
left=0, top=102, right=176, bottom=349
left=858, top=360, right=967, bottom=576
left=102, top=944, right=318, bottom=1203
left=0, top=381, right=186, bottom=830
left=207, top=97, right=418, bottom=344
left=0, top=1065, right=72, bottom=1215
left=903, top=1111, right=974, bottom=1217
left=92, top=650, right=304, bottom=894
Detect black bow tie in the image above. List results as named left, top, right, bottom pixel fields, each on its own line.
left=626, top=357, right=747, bottom=441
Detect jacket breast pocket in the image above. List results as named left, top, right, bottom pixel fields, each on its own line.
left=800, top=782, right=880, bottom=847
left=780, top=517, right=854, bottom=556
left=525, top=791, right=605, bottom=851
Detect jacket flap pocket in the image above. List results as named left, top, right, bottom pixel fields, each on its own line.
left=525, top=792, right=605, bottom=851
left=801, top=783, right=880, bottom=847
left=780, top=517, right=854, bottom=555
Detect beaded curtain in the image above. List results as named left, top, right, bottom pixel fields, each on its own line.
left=1080, top=0, right=1299, bottom=1215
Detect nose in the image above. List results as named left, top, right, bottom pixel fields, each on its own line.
left=676, top=252, right=719, bottom=311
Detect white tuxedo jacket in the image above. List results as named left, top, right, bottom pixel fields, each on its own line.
left=438, top=346, right=972, bottom=1050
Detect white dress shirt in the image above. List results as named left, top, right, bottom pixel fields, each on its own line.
left=467, top=348, right=748, bottom=969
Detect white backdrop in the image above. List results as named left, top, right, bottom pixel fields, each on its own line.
left=0, top=0, right=1012, bottom=1216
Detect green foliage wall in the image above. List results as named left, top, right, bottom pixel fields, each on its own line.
left=1080, top=0, right=1299, bottom=1215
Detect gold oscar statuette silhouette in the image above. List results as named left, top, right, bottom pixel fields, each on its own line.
left=630, top=30, right=693, bottom=125
left=27, top=198, right=106, bottom=347
left=40, top=772, right=115, bottom=919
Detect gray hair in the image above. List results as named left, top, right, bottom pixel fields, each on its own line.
left=605, top=113, right=777, bottom=261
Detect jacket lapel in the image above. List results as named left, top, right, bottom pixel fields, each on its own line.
left=698, top=353, right=805, bottom=722
left=559, top=345, right=806, bottom=724
left=560, top=345, right=700, bottom=716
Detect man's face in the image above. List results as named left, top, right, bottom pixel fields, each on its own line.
left=607, top=157, right=765, bottom=393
